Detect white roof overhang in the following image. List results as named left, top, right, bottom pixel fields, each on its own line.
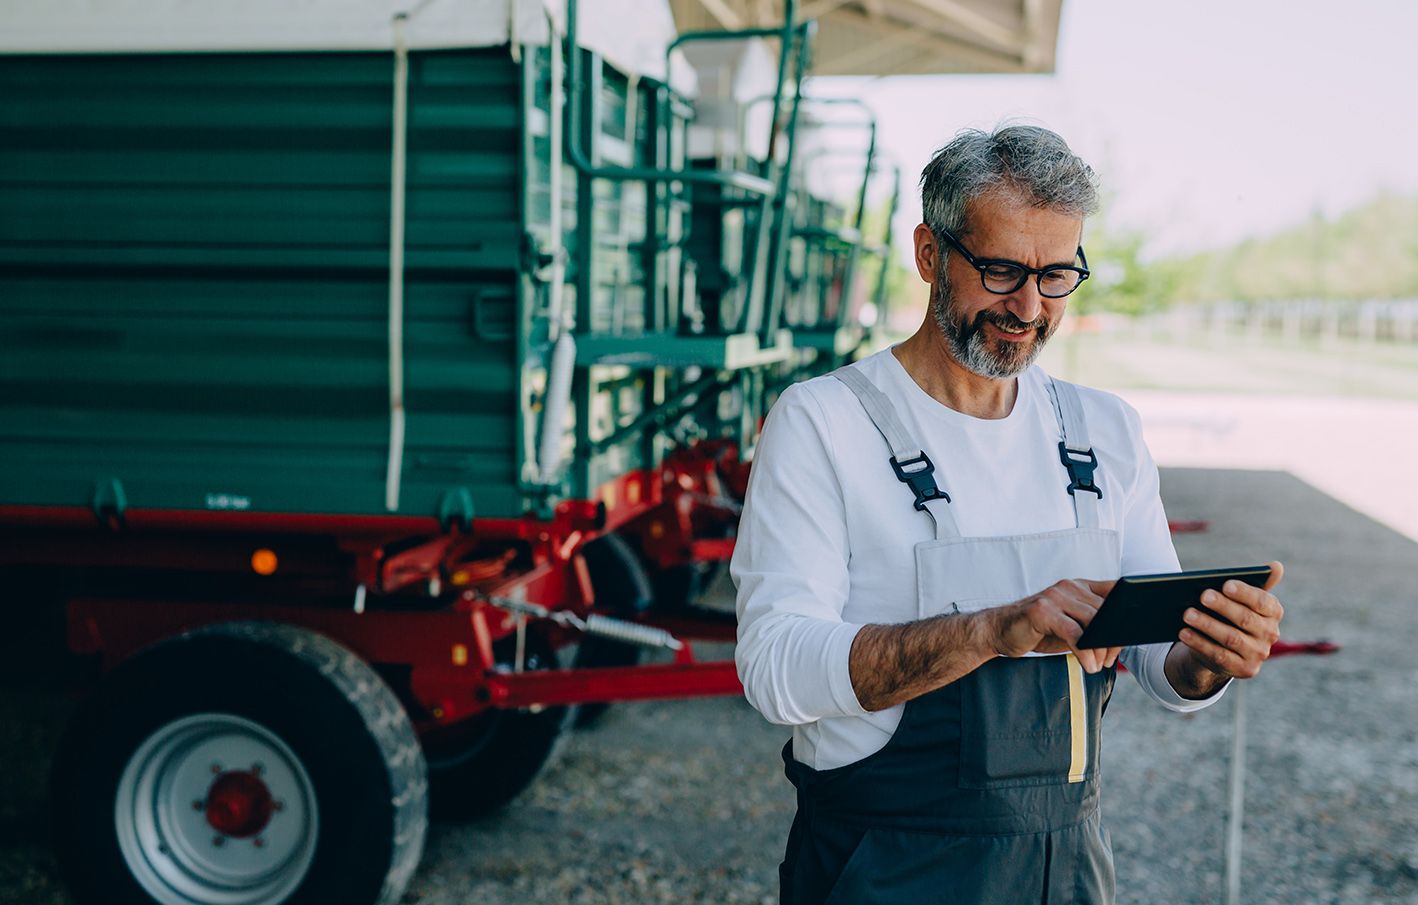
left=670, top=0, right=1063, bottom=76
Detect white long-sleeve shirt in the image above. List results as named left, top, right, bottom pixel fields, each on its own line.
left=732, top=347, right=1225, bottom=771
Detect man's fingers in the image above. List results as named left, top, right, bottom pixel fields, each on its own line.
left=1024, top=593, right=1088, bottom=639
left=1183, top=608, right=1271, bottom=667
left=1021, top=588, right=1128, bottom=673
left=1179, top=626, right=1260, bottom=678
left=1183, top=607, right=1248, bottom=653
left=1216, top=580, right=1284, bottom=619
left=1037, top=606, right=1085, bottom=647
left=1198, top=593, right=1263, bottom=636
left=1073, top=648, right=1104, bottom=673
left=1056, top=594, right=1102, bottom=627
left=1081, top=578, right=1116, bottom=599
left=1053, top=600, right=1105, bottom=674
left=1202, top=590, right=1282, bottom=640
left=1071, top=645, right=1122, bottom=674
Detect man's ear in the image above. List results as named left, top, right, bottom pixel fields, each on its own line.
left=912, top=223, right=938, bottom=284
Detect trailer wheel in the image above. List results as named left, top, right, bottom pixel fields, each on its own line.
left=647, top=521, right=733, bottom=612
left=572, top=532, right=652, bottom=728
left=50, top=622, right=427, bottom=905
left=422, top=642, right=566, bottom=821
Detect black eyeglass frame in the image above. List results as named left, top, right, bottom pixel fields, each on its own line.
left=935, top=226, right=1090, bottom=298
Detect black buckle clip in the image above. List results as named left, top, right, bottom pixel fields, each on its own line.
left=1058, top=442, right=1102, bottom=499
left=889, top=452, right=951, bottom=511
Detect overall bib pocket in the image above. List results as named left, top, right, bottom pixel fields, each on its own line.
left=957, top=655, right=1081, bottom=789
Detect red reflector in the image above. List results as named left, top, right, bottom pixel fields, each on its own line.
left=205, top=771, right=275, bottom=838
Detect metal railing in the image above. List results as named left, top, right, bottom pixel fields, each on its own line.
left=562, top=0, right=811, bottom=343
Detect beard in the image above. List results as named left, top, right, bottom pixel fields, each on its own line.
left=930, top=275, right=1059, bottom=379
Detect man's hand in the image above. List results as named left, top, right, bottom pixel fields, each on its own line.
left=848, top=577, right=1124, bottom=713
left=983, top=578, right=1123, bottom=674
left=1166, top=561, right=1285, bottom=699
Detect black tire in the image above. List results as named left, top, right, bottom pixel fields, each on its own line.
left=422, top=643, right=567, bottom=822
left=650, top=562, right=704, bottom=612
left=565, top=531, right=653, bottom=729
left=50, top=621, right=427, bottom=905
left=580, top=533, right=653, bottom=615
left=646, top=516, right=733, bottom=612
left=649, top=559, right=730, bottom=612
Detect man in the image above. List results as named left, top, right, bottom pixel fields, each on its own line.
left=731, top=124, right=1285, bottom=905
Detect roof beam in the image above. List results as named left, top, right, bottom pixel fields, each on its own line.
left=800, top=0, right=855, bottom=20
left=898, top=0, right=1022, bottom=57
left=816, top=7, right=1027, bottom=74
left=694, top=0, right=744, bottom=30
left=816, top=19, right=931, bottom=73
left=1021, top=0, right=1045, bottom=68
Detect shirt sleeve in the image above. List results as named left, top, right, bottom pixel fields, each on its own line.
left=731, top=382, right=869, bottom=726
left=1114, top=399, right=1229, bottom=712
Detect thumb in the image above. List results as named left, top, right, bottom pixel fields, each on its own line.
left=1263, top=561, right=1284, bottom=591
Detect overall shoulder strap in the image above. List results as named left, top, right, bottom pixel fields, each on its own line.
left=1044, top=376, right=1102, bottom=529
left=831, top=365, right=959, bottom=539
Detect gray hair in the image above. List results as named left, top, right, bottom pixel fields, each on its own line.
left=920, top=124, right=1099, bottom=240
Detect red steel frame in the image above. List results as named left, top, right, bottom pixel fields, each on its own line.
left=5, top=437, right=1265, bottom=742
left=2, top=445, right=750, bottom=739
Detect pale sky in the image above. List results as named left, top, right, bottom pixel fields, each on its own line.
left=807, top=0, right=1418, bottom=261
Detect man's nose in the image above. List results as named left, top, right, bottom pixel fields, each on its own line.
left=1005, top=281, right=1044, bottom=324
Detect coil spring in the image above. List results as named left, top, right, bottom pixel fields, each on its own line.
left=583, top=614, right=684, bottom=651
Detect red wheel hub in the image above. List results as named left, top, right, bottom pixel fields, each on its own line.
left=204, top=770, right=275, bottom=838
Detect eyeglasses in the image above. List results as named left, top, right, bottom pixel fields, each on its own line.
left=936, top=226, right=1090, bottom=299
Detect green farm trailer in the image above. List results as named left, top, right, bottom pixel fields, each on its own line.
left=0, top=0, right=893, bottom=902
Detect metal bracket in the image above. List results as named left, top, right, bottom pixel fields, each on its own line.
left=436, top=487, right=475, bottom=532
left=92, top=477, right=127, bottom=529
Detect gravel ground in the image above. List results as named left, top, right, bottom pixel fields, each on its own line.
left=3, top=466, right=1415, bottom=905
left=1106, top=468, right=1418, bottom=905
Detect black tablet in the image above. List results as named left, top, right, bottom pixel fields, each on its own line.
left=1076, top=565, right=1274, bottom=649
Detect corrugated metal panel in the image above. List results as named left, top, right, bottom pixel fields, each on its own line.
left=0, top=49, right=529, bottom=518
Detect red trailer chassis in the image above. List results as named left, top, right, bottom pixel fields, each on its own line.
left=1, top=441, right=753, bottom=738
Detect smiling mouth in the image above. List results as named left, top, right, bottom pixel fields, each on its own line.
left=988, top=321, right=1035, bottom=341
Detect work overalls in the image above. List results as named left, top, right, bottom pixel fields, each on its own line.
left=780, top=367, right=1121, bottom=905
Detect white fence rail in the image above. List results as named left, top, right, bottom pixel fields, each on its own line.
left=1139, top=298, right=1418, bottom=345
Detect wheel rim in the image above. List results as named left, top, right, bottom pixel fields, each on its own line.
left=114, top=713, right=319, bottom=905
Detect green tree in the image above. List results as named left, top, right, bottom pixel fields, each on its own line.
left=1158, top=192, right=1418, bottom=304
